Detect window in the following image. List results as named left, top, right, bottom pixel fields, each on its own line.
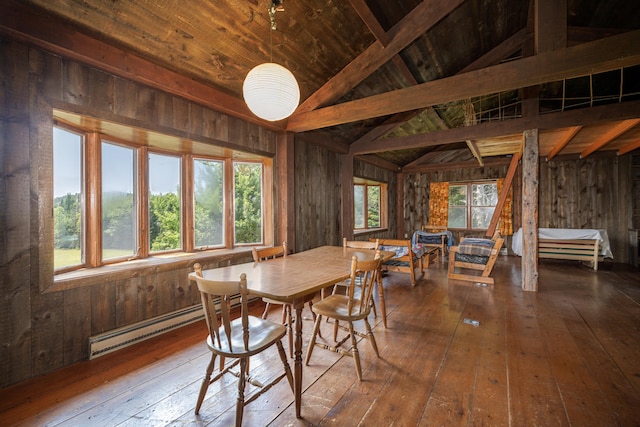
left=149, top=152, right=181, bottom=252
left=53, top=127, right=84, bottom=270
left=234, top=162, right=262, bottom=244
left=448, top=182, right=498, bottom=229
left=193, top=159, right=224, bottom=248
left=102, top=141, right=137, bottom=261
left=354, top=178, right=387, bottom=230
left=52, top=115, right=271, bottom=274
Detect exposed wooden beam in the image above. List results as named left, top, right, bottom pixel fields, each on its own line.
left=348, top=0, right=389, bottom=46
left=547, top=125, right=582, bottom=160
left=402, top=157, right=511, bottom=173
left=351, top=110, right=422, bottom=147
left=618, top=138, right=640, bottom=156
left=581, top=118, right=640, bottom=158
left=486, top=151, right=522, bottom=237
left=459, top=28, right=527, bottom=73
left=0, top=2, right=285, bottom=132
left=466, top=140, right=484, bottom=166
left=350, top=99, right=640, bottom=155
left=296, top=0, right=465, bottom=113
left=351, top=28, right=527, bottom=154
left=287, top=30, right=640, bottom=132
left=354, top=155, right=402, bottom=172
left=349, top=0, right=418, bottom=86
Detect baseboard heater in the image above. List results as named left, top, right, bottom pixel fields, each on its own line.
left=88, top=304, right=205, bottom=359
left=88, top=291, right=259, bottom=359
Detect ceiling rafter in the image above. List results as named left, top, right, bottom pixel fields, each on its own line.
left=351, top=100, right=640, bottom=155
left=288, top=29, right=640, bottom=132
left=295, top=0, right=465, bottom=113
left=581, top=118, right=640, bottom=158
left=547, top=125, right=582, bottom=160
left=618, top=138, right=640, bottom=156
left=466, top=140, right=484, bottom=166
left=348, top=0, right=418, bottom=86
left=351, top=27, right=528, bottom=158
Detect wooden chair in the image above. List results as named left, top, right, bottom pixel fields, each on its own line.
left=252, top=242, right=315, bottom=358
left=332, top=238, right=387, bottom=327
left=375, top=238, right=424, bottom=286
left=420, top=225, right=449, bottom=260
left=447, top=231, right=504, bottom=285
left=189, top=263, right=293, bottom=426
left=305, top=254, right=382, bottom=380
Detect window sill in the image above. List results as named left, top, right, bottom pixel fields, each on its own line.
left=49, top=247, right=255, bottom=293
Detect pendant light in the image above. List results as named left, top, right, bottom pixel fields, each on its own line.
left=243, top=1, right=300, bottom=122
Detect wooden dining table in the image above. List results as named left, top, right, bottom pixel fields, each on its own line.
left=195, top=245, right=391, bottom=418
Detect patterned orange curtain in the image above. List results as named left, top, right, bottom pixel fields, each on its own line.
left=428, top=182, right=449, bottom=227
left=496, top=178, right=513, bottom=235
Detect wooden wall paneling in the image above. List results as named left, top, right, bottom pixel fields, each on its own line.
left=174, top=267, right=193, bottom=310
left=154, top=91, right=174, bottom=130
left=617, top=155, right=633, bottom=263
left=63, top=287, right=92, bottom=364
left=30, top=49, right=58, bottom=291
left=155, top=269, right=178, bottom=315
left=29, top=290, right=64, bottom=377
left=137, top=274, right=158, bottom=320
left=134, top=85, right=157, bottom=124
left=578, top=159, right=596, bottom=228
left=90, top=282, right=116, bottom=335
left=113, top=77, right=139, bottom=119
left=188, top=102, right=204, bottom=137
left=115, top=277, right=139, bottom=327
left=171, top=96, right=190, bottom=133
left=29, top=47, right=66, bottom=378
left=0, top=38, right=32, bottom=386
left=62, top=61, right=114, bottom=111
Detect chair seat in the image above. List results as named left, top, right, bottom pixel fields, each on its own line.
left=310, top=294, right=369, bottom=321
left=206, top=316, right=287, bottom=357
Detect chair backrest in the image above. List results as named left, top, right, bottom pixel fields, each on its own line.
left=422, top=224, right=447, bottom=232
left=343, top=237, right=379, bottom=250
left=252, top=242, right=287, bottom=262
left=346, top=253, right=382, bottom=316
left=190, top=263, right=249, bottom=353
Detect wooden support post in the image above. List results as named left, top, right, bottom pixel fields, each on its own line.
left=522, top=129, right=539, bottom=291
left=276, top=132, right=295, bottom=250
left=341, top=153, right=354, bottom=241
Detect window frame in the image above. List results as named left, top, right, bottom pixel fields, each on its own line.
left=52, top=116, right=272, bottom=277
left=447, top=180, right=498, bottom=231
left=353, top=177, right=388, bottom=232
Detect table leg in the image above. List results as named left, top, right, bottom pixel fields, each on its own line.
left=293, top=299, right=304, bottom=418
left=377, top=270, right=387, bottom=328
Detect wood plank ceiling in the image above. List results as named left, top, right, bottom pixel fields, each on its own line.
left=3, top=0, right=640, bottom=171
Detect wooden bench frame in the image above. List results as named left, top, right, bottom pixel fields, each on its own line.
left=420, top=226, right=448, bottom=260
left=538, top=238, right=601, bottom=270
left=447, top=233, right=504, bottom=285
left=374, top=238, right=424, bottom=286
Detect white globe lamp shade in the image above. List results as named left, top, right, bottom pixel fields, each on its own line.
left=243, top=62, right=300, bottom=121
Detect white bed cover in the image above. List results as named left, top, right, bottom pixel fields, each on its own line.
left=511, top=228, right=613, bottom=259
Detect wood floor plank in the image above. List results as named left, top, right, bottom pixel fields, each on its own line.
left=2, top=257, right=640, bottom=426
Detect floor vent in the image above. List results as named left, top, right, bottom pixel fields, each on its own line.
left=89, top=305, right=204, bottom=359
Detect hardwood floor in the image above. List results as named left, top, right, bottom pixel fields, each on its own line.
left=2, top=256, right=640, bottom=426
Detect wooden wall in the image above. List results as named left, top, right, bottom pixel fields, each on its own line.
left=402, top=153, right=632, bottom=264
left=0, top=37, right=279, bottom=387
